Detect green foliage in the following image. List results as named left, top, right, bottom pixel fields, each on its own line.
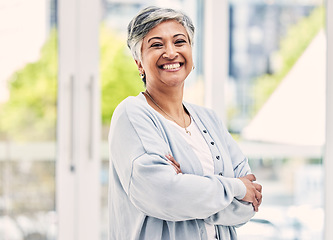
left=100, top=25, right=144, bottom=124
left=251, top=6, right=325, bottom=115
left=0, top=29, right=58, bottom=141
left=0, top=26, right=144, bottom=141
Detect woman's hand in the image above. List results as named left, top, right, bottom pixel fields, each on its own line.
left=238, top=174, right=262, bottom=212
left=165, top=154, right=182, bottom=174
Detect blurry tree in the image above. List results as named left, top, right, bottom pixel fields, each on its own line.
left=0, top=25, right=143, bottom=141
left=0, top=29, right=57, bottom=141
left=252, top=6, right=325, bottom=114
left=100, top=25, right=144, bottom=125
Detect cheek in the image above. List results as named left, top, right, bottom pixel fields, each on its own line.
left=142, top=52, right=160, bottom=69
left=185, top=48, right=193, bottom=62
left=186, top=53, right=194, bottom=67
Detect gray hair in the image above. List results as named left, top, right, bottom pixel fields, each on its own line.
left=127, top=6, right=195, bottom=62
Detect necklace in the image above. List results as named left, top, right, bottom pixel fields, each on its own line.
left=144, top=90, right=191, bottom=135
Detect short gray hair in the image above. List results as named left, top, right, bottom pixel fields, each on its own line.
left=127, top=6, right=195, bottom=62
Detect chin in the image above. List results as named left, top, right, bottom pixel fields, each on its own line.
left=163, top=79, right=185, bottom=87
left=163, top=74, right=189, bottom=85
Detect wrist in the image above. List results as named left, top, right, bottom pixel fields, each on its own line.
left=233, top=178, right=247, bottom=200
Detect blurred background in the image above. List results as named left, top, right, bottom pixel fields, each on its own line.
left=0, top=0, right=329, bottom=239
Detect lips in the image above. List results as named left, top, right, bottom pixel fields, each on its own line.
left=159, top=62, right=184, bottom=70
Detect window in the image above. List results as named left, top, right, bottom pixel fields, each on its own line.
left=227, top=1, right=326, bottom=239
left=0, top=0, right=57, bottom=239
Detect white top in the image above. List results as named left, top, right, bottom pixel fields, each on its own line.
left=166, top=118, right=217, bottom=240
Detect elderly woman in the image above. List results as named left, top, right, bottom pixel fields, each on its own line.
left=108, top=6, right=262, bottom=240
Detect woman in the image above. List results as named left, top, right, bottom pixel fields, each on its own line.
left=108, top=6, right=262, bottom=240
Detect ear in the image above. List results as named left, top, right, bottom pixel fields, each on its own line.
left=135, top=60, right=144, bottom=73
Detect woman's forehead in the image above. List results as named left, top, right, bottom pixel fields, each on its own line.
left=144, top=20, right=188, bottom=41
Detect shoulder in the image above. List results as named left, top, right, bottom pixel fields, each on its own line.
left=185, top=102, right=220, bottom=122
left=185, top=102, right=228, bottom=136
left=111, top=93, right=160, bottom=131
left=185, top=102, right=210, bottom=114
left=112, top=94, right=149, bottom=120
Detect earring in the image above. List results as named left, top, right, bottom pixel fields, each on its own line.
left=139, top=73, right=145, bottom=79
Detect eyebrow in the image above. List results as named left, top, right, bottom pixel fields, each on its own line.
left=147, top=37, right=162, bottom=43
left=147, top=33, right=187, bottom=43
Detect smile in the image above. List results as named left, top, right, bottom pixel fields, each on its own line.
left=160, top=63, right=183, bottom=70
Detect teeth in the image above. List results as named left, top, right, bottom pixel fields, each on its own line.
left=163, top=63, right=181, bottom=70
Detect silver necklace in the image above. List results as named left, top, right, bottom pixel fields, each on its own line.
left=144, top=90, right=191, bottom=135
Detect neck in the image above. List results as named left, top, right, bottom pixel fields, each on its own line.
left=145, top=86, right=184, bottom=117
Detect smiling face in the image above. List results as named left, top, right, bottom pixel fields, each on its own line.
left=136, top=20, right=193, bottom=90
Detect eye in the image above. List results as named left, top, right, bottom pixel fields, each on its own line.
left=150, top=42, right=163, bottom=48
left=175, top=39, right=187, bottom=45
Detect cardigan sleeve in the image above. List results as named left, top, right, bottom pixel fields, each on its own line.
left=203, top=110, right=256, bottom=226
left=109, top=99, right=248, bottom=222
left=204, top=199, right=255, bottom=226
left=225, top=130, right=252, bottom=178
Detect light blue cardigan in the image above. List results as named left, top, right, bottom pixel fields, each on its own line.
left=108, top=93, right=255, bottom=240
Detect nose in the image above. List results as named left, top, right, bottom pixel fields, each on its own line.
left=163, top=43, right=178, bottom=59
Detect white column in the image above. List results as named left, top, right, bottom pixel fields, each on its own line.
left=203, top=0, right=229, bottom=123
left=325, top=0, right=333, bottom=239
left=57, top=0, right=76, bottom=238
left=57, top=0, right=101, bottom=239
